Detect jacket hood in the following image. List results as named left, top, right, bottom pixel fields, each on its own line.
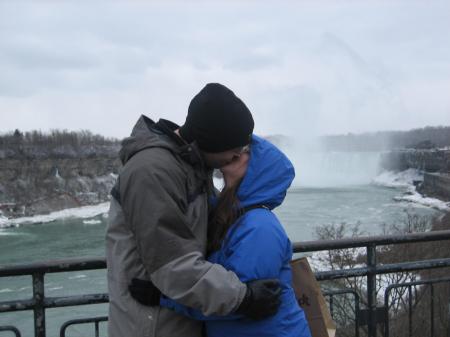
left=119, top=115, right=170, bottom=165
left=237, top=135, right=295, bottom=210
left=119, top=115, right=206, bottom=167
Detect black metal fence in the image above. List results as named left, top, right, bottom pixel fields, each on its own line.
left=60, top=317, right=108, bottom=337
left=294, top=229, right=450, bottom=337
left=0, top=258, right=108, bottom=337
left=1, top=230, right=450, bottom=337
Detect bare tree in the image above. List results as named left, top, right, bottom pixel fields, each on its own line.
left=313, top=210, right=442, bottom=337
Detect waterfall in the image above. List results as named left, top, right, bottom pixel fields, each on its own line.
left=286, top=150, right=382, bottom=187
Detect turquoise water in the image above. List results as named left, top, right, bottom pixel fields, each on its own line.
left=0, top=185, right=441, bottom=336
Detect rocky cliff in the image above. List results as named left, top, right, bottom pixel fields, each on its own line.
left=380, top=148, right=450, bottom=173
left=417, top=173, right=450, bottom=202
left=0, top=132, right=288, bottom=219
left=380, top=149, right=450, bottom=201
left=0, top=130, right=122, bottom=218
left=0, top=154, right=121, bottom=218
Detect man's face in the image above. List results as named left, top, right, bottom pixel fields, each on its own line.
left=220, top=152, right=250, bottom=188
left=202, top=145, right=249, bottom=169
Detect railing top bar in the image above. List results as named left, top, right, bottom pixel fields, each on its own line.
left=385, top=276, right=450, bottom=293
left=1, top=230, right=450, bottom=276
left=293, top=229, right=450, bottom=252
left=0, top=257, right=106, bottom=277
left=313, top=257, right=450, bottom=281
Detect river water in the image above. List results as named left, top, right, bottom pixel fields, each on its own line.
left=0, top=182, right=444, bottom=336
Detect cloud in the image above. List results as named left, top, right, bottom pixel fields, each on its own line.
left=0, top=0, right=449, bottom=138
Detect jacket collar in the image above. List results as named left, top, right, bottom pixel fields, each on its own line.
left=152, top=118, right=205, bottom=169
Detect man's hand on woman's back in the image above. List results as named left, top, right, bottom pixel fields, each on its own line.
left=235, top=279, right=281, bottom=320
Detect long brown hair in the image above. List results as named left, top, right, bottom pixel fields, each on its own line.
left=207, top=179, right=243, bottom=254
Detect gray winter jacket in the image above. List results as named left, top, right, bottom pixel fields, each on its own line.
left=106, top=116, right=247, bottom=337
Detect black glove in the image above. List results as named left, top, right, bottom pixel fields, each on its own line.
left=235, top=279, right=282, bottom=320
left=128, top=278, right=161, bottom=306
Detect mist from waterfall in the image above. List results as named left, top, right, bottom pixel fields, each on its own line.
left=289, top=148, right=382, bottom=187
left=278, top=137, right=383, bottom=188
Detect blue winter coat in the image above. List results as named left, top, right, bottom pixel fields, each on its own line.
left=160, top=135, right=312, bottom=337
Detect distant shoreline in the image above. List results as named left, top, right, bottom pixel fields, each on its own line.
left=2, top=172, right=450, bottom=229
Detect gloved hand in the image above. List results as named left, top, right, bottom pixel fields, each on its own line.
left=128, top=278, right=161, bottom=306
left=235, top=279, right=281, bottom=320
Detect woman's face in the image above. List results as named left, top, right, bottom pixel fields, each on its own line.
left=220, top=152, right=250, bottom=188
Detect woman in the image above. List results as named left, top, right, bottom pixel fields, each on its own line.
left=160, top=135, right=311, bottom=337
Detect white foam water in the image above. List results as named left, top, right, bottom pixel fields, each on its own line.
left=0, top=202, right=110, bottom=228
left=83, top=219, right=102, bottom=225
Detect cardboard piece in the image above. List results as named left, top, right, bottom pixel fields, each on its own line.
left=290, top=257, right=337, bottom=337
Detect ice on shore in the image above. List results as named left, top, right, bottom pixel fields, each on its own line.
left=372, top=169, right=423, bottom=189
left=0, top=202, right=110, bottom=228
left=83, top=219, right=102, bottom=225
left=394, top=192, right=450, bottom=211
left=372, top=169, right=449, bottom=211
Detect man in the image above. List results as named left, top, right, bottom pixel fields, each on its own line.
left=106, top=83, right=281, bottom=337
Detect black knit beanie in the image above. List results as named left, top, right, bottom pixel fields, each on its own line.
left=179, top=83, right=254, bottom=153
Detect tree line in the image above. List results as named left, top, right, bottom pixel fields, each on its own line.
left=321, top=125, right=450, bottom=152
left=0, top=129, right=119, bottom=146
left=0, top=129, right=121, bottom=159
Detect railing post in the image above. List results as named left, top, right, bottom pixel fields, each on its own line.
left=367, top=244, right=377, bottom=337
left=447, top=301, right=450, bottom=337
left=33, top=273, right=46, bottom=337
left=430, top=285, right=434, bottom=337
left=384, top=289, right=390, bottom=337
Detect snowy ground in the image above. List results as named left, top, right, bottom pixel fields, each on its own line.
left=307, top=247, right=419, bottom=301
left=372, top=168, right=450, bottom=211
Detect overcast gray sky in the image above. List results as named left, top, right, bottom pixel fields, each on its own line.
left=0, top=0, right=449, bottom=139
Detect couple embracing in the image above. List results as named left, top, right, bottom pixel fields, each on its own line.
left=106, top=83, right=312, bottom=337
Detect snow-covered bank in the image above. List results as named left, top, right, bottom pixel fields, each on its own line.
left=372, top=168, right=423, bottom=188
left=393, top=192, right=450, bottom=212
left=0, top=202, right=109, bottom=228
left=372, top=169, right=450, bottom=211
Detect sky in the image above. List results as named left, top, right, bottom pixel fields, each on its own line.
left=0, top=0, right=449, bottom=139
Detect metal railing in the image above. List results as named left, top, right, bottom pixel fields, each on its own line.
left=294, top=229, right=450, bottom=337
left=0, top=326, right=21, bottom=337
left=0, top=258, right=108, bottom=337
left=384, top=277, right=450, bottom=337
left=1, top=230, right=450, bottom=337
left=324, top=289, right=360, bottom=337
left=60, top=316, right=108, bottom=337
